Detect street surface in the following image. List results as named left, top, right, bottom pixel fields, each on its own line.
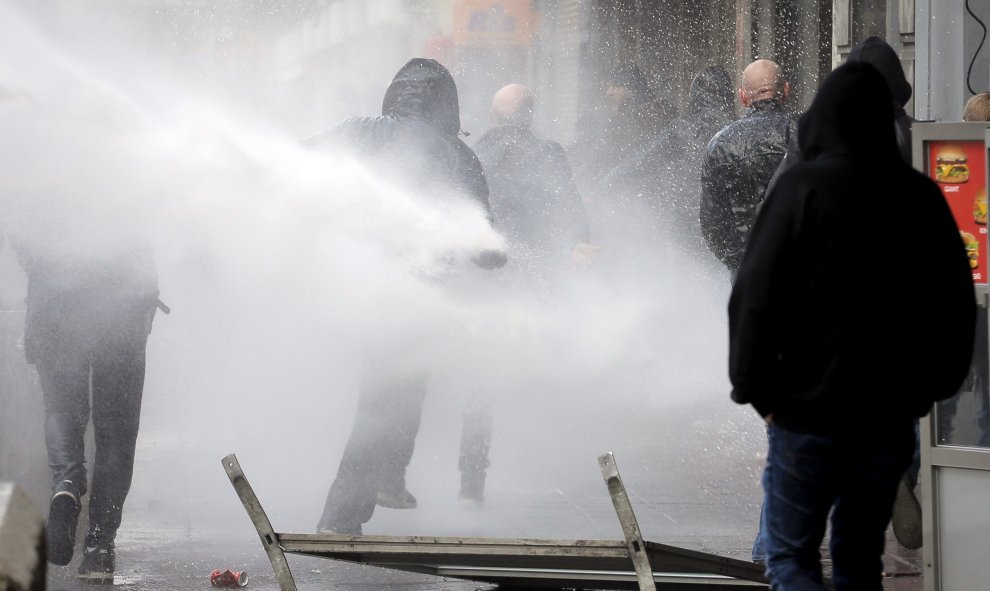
left=38, top=400, right=922, bottom=591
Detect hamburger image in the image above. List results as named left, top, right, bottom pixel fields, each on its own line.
left=935, top=145, right=970, bottom=183
left=976, top=188, right=988, bottom=225
left=961, top=231, right=980, bottom=270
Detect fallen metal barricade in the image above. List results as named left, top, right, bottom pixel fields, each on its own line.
left=222, top=452, right=768, bottom=591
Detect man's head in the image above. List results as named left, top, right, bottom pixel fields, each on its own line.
left=491, top=84, right=534, bottom=127
left=739, top=59, right=789, bottom=108
left=964, top=92, right=990, bottom=122
left=606, top=62, right=654, bottom=115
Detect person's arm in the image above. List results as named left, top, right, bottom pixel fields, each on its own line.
left=457, top=141, right=506, bottom=270
left=699, top=147, right=741, bottom=269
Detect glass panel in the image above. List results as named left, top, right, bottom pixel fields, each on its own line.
left=936, top=308, right=990, bottom=448
left=936, top=467, right=990, bottom=591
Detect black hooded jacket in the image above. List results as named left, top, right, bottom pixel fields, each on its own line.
left=848, top=36, right=914, bottom=163
left=728, top=63, right=975, bottom=436
left=699, top=97, right=797, bottom=274
left=597, top=67, right=736, bottom=245
left=606, top=66, right=736, bottom=183
left=665, top=66, right=737, bottom=163
left=767, top=37, right=915, bottom=191
left=306, top=58, right=493, bottom=225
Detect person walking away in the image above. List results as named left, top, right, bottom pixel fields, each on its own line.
left=602, top=66, right=736, bottom=248
left=571, top=62, right=673, bottom=193
left=463, top=84, right=593, bottom=505
left=12, top=232, right=159, bottom=583
left=767, top=36, right=955, bottom=550
left=728, top=62, right=976, bottom=590
left=846, top=35, right=926, bottom=551
left=699, top=59, right=796, bottom=277
left=473, top=84, right=593, bottom=277
left=697, top=59, right=796, bottom=563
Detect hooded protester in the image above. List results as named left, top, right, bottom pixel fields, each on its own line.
left=601, top=66, right=736, bottom=245
left=762, top=39, right=925, bottom=551
left=728, top=62, right=975, bottom=590
left=310, top=58, right=504, bottom=535
left=461, top=85, right=593, bottom=506
left=847, top=36, right=914, bottom=162
left=768, top=36, right=915, bottom=191
left=306, top=58, right=492, bottom=223
left=662, top=66, right=737, bottom=162
left=571, top=62, right=674, bottom=192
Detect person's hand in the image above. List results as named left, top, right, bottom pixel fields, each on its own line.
left=571, top=242, right=599, bottom=269
left=764, top=413, right=774, bottom=425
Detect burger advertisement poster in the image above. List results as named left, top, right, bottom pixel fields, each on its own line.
left=929, top=141, right=988, bottom=284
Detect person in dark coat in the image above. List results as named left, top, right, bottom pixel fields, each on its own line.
left=768, top=37, right=914, bottom=192
left=659, top=66, right=737, bottom=165
left=602, top=66, right=736, bottom=245
left=311, top=58, right=504, bottom=535
left=472, top=84, right=592, bottom=275
left=458, top=84, right=592, bottom=506
left=848, top=37, right=914, bottom=162
left=729, top=62, right=975, bottom=590
left=763, top=38, right=926, bottom=550
left=13, top=231, right=160, bottom=581
left=571, top=62, right=673, bottom=192
left=699, top=60, right=796, bottom=276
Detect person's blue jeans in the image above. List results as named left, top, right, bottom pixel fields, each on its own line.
left=752, top=504, right=766, bottom=562
left=762, top=423, right=914, bottom=591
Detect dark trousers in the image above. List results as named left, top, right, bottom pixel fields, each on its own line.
left=38, top=329, right=148, bottom=545
left=762, top=423, right=914, bottom=591
left=458, top=403, right=492, bottom=475
left=318, top=368, right=429, bottom=531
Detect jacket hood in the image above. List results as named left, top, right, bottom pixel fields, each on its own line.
left=382, top=58, right=461, bottom=137
left=846, top=36, right=912, bottom=107
left=688, top=66, right=735, bottom=116
left=799, top=62, right=897, bottom=162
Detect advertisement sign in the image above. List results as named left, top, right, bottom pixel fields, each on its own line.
left=928, top=140, right=988, bottom=284
left=453, top=0, right=536, bottom=46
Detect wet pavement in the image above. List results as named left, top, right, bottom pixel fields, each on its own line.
left=40, top=400, right=924, bottom=591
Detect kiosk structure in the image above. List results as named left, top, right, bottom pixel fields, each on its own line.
left=913, top=122, right=990, bottom=591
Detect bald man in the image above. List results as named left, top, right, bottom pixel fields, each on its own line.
left=473, top=84, right=592, bottom=274
left=491, top=83, right=535, bottom=126
left=699, top=59, right=796, bottom=277
left=460, top=85, right=592, bottom=505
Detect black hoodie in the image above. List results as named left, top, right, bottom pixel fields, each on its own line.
left=846, top=36, right=914, bottom=163
left=600, top=67, right=736, bottom=204
left=306, top=59, right=492, bottom=224
left=728, top=63, right=975, bottom=436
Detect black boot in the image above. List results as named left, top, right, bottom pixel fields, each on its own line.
left=46, top=480, right=81, bottom=566
left=458, top=470, right=486, bottom=508
left=77, top=530, right=115, bottom=585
